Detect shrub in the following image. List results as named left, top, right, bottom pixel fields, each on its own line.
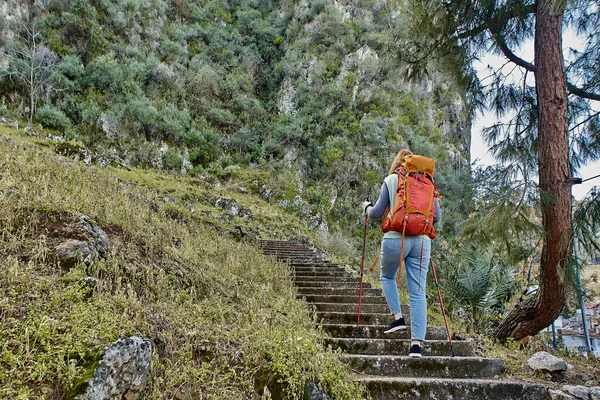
left=162, top=148, right=183, bottom=170
left=35, top=105, right=72, bottom=132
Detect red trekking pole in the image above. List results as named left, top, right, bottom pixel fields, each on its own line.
left=430, top=257, right=456, bottom=357
left=354, top=211, right=368, bottom=338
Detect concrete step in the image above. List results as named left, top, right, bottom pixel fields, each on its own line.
left=355, top=376, right=548, bottom=400
left=317, top=311, right=392, bottom=325
left=298, top=287, right=382, bottom=297
left=322, top=324, right=451, bottom=340
left=291, top=265, right=344, bottom=272
left=291, top=276, right=358, bottom=283
left=328, top=338, right=473, bottom=357
left=289, top=261, right=335, bottom=267
left=345, top=355, right=505, bottom=379
left=310, top=302, right=400, bottom=314
left=295, top=280, right=371, bottom=289
left=292, top=269, right=351, bottom=277
left=299, top=294, right=387, bottom=305
left=264, top=253, right=319, bottom=258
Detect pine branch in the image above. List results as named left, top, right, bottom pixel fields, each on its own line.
left=492, top=31, right=536, bottom=72
left=456, top=2, right=537, bottom=39
left=567, top=82, right=600, bottom=101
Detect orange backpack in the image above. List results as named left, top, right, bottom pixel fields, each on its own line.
left=376, top=154, right=439, bottom=285
left=381, top=154, right=438, bottom=239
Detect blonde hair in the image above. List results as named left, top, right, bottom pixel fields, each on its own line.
left=388, top=149, right=413, bottom=174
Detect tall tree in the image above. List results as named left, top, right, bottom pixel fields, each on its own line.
left=394, top=0, right=599, bottom=342
left=493, top=0, right=571, bottom=341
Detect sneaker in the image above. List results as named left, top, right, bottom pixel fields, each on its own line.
left=409, top=344, right=422, bottom=358
left=384, top=317, right=407, bottom=333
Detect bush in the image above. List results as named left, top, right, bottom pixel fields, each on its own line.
left=162, top=148, right=183, bottom=170
left=35, top=105, right=72, bottom=132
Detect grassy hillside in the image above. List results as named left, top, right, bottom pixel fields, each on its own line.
left=0, top=124, right=366, bottom=399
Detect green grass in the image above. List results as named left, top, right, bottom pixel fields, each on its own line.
left=0, top=126, right=367, bottom=399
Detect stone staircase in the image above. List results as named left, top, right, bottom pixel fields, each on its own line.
left=260, top=240, right=549, bottom=400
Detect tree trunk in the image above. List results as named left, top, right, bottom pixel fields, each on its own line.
left=492, top=0, right=572, bottom=342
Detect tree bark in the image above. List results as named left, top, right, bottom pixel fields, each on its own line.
left=492, top=0, right=572, bottom=342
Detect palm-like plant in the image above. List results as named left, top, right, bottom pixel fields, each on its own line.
left=441, top=247, right=518, bottom=333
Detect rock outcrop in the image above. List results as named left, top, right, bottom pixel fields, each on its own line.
left=76, top=336, right=153, bottom=400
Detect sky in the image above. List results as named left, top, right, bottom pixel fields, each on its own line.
left=469, top=30, right=600, bottom=201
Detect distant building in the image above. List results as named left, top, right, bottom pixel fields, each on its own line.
left=560, top=328, right=600, bottom=357
left=549, top=300, right=600, bottom=357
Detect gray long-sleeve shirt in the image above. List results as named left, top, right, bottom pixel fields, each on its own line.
left=367, top=174, right=441, bottom=239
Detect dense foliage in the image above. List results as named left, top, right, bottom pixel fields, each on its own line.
left=0, top=0, right=472, bottom=239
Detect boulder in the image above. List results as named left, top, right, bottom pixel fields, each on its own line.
left=55, top=216, right=110, bottom=267
left=56, top=239, right=96, bottom=267
left=76, top=336, right=153, bottom=400
left=527, top=352, right=568, bottom=372
left=80, top=215, right=109, bottom=258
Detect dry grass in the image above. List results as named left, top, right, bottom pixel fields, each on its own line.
left=0, top=125, right=367, bottom=399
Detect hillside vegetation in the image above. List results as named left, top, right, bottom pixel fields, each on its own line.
left=0, top=124, right=366, bottom=399
left=0, top=0, right=473, bottom=240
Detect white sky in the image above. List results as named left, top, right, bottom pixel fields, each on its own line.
left=470, top=30, right=600, bottom=200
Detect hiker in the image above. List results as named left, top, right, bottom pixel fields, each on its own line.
left=361, top=149, right=441, bottom=358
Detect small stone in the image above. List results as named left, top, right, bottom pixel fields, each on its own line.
left=527, top=351, right=568, bottom=372
left=304, top=382, right=330, bottom=400
left=238, top=208, right=252, bottom=218
left=549, top=389, right=576, bottom=400
left=215, top=198, right=239, bottom=216
left=563, top=385, right=590, bottom=400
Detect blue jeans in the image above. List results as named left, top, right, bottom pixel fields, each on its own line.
left=380, top=236, right=430, bottom=341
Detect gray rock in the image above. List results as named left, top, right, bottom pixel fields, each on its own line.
left=3, top=187, right=19, bottom=198
left=80, top=215, right=109, bottom=258
left=304, top=382, right=330, bottom=400
left=46, top=133, right=65, bottom=142
left=563, top=385, right=590, bottom=400
left=215, top=197, right=239, bottom=216
left=96, top=156, right=110, bottom=168
left=76, top=336, right=153, bottom=400
left=528, top=352, right=568, bottom=372
left=590, top=387, right=600, bottom=400
left=238, top=208, right=252, bottom=219
left=262, top=188, right=272, bottom=201
left=549, top=389, right=576, bottom=400
left=56, top=239, right=97, bottom=267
